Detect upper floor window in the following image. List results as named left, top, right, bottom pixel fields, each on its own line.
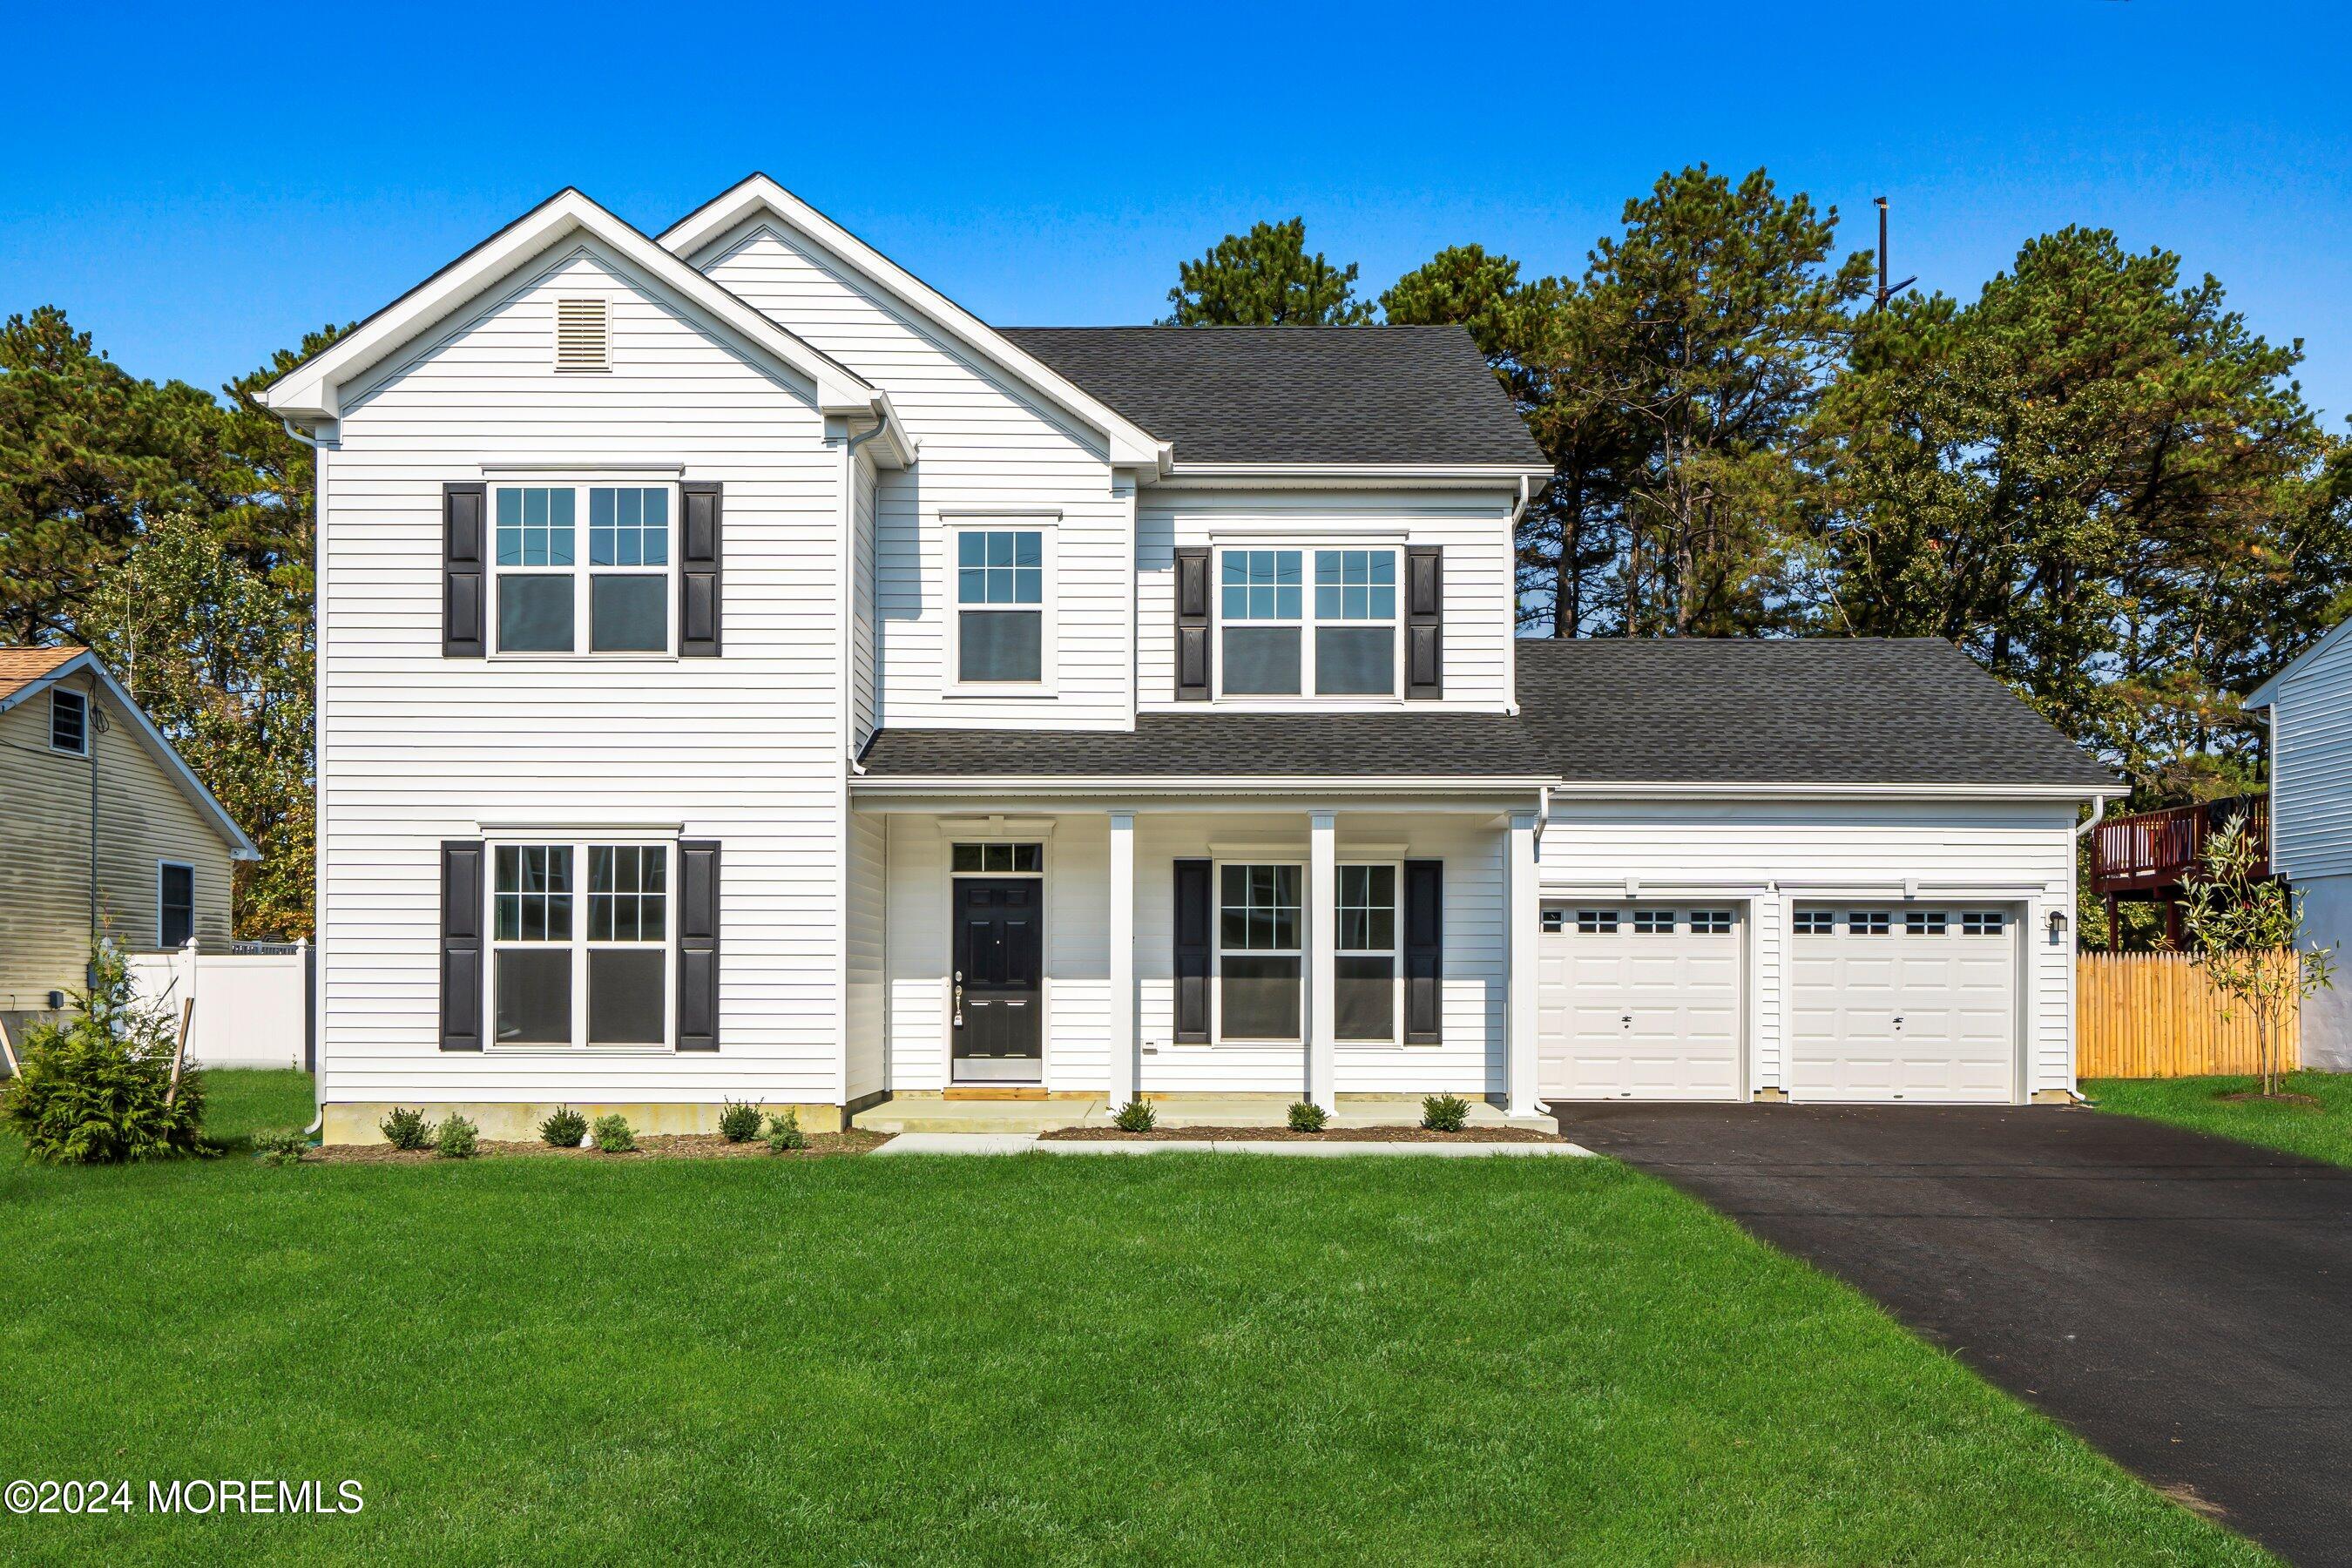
left=1218, top=548, right=1398, bottom=698
left=954, top=528, right=1046, bottom=686
left=159, top=862, right=195, bottom=948
left=493, top=484, right=672, bottom=655
left=49, top=687, right=88, bottom=755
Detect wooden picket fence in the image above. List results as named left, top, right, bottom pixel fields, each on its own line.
left=2077, top=950, right=2300, bottom=1078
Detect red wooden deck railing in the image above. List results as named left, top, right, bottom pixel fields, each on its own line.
left=2089, top=794, right=2268, bottom=896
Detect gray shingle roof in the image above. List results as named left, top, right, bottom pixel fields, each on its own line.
left=857, top=639, right=2112, bottom=790
left=1514, top=638, right=2114, bottom=788
left=1000, top=325, right=1547, bottom=468
left=858, top=712, right=1551, bottom=780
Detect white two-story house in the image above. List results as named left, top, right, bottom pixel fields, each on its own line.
left=264, top=177, right=2112, bottom=1142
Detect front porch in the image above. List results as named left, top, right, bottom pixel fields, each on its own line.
left=849, top=792, right=1550, bottom=1119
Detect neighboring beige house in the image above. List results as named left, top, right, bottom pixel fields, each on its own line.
left=0, top=647, right=259, bottom=1061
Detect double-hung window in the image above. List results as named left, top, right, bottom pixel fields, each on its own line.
left=50, top=687, right=87, bottom=755
left=491, top=841, right=670, bottom=1048
left=1218, top=547, right=1398, bottom=697
left=158, top=862, right=195, bottom=948
left=492, top=483, right=673, bottom=655
left=1335, top=864, right=1398, bottom=1043
left=1217, top=864, right=1301, bottom=1041
left=954, top=528, right=1045, bottom=684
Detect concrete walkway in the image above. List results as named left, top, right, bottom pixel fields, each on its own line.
left=874, top=1132, right=1593, bottom=1157
left=854, top=1092, right=1558, bottom=1137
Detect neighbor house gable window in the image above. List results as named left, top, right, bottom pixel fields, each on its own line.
left=1216, top=547, right=1398, bottom=698
left=490, top=840, right=670, bottom=1049
left=1217, top=863, right=1301, bottom=1041
left=1335, top=863, right=1398, bottom=1043
left=491, top=483, right=673, bottom=655
left=158, top=862, right=195, bottom=948
left=953, top=527, right=1047, bottom=685
left=50, top=687, right=87, bottom=755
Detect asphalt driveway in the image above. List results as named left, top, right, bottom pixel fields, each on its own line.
left=1556, top=1103, right=2352, bottom=1566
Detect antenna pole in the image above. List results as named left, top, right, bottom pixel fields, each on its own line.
left=1870, top=196, right=1917, bottom=313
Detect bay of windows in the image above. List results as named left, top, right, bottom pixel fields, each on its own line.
left=493, top=484, right=672, bottom=655
left=491, top=841, right=669, bottom=1048
left=1211, top=862, right=1403, bottom=1044
left=1218, top=547, right=1397, bottom=697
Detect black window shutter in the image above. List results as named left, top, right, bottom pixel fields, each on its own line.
left=677, top=840, right=720, bottom=1050
left=443, top=483, right=486, bottom=657
left=1403, top=859, right=1443, bottom=1044
left=440, top=841, right=484, bottom=1050
left=680, top=482, right=723, bottom=657
left=1406, top=546, right=1443, bottom=700
left=1173, top=858, right=1212, bottom=1042
left=1174, top=547, right=1211, bottom=700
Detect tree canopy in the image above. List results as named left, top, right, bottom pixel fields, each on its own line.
left=1163, top=218, right=1375, bottom=326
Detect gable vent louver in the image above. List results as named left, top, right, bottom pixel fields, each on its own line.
left=554, top=297, right=610, bottom=372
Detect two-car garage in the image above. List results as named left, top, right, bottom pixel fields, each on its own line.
left=1534, top=901, right=2022, bottom=1105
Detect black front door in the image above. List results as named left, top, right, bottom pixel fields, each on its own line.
left=953, top=877, right=1042, bottom=1080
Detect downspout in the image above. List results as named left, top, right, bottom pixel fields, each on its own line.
left=2075, top=794, right=2105, bottom=837
left=841, top=407, right=890, bottom=776
left=87, top=672, right=101, bottom=978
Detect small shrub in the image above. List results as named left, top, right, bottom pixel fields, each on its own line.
left=1112, top=1097, right=1157, bottom=1132
left=381, top=1106, right=436, bottom=1151
left=1, top=944, right=205, bottom=1164
left=435, top=1114, right=479, bottom=1159
left=1287, top=1100, right=1328, bottom=1132
left=592, top=1113, right=637, bottom=1153
left=764, top=1109, right=808, bottom=1152
left=719, top=1098, right=764, bottom=1143
left=1421, top=1093, right=1470, bottom=1132
left=538, top=1106, right=587, bottom=1147
left=253, top=1128, right=311, bottom=1167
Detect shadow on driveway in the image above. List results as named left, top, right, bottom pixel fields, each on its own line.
left=1556, top=1102, right=2352, bottom=1567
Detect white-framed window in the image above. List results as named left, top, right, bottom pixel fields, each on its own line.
left=952, top=525, right=1051, bottom=686
left=49, top=687, right=87, bottom=755
left=1576, top=909, right=1619, bottom=934
left=1793, top=909, right=1836, bottom=936
left=1963, top=910, right=2008, bottom=936
left=489, top=840, right=671, bottom=1050
left=1541, top=909, right=1567, bottom=933
left=1336, top=863, right=1399, bottom=1044
left=1632, top=909, right=1675, bottom=935
left=950, top=842, right=1044, bottom=874
left=1848, top=910, right=1892, bottom=936
left=1216, top=862, right=1301, bottom=1042
left=1691, top=909, right=1734, bottom=935
left=1905, top=909, right=1950, bottom=935
left=158, top=862, right=195, bottom=948
left=1216, top=546, right=1400, bottom=698
left=491, top=483, right=675, bottom=656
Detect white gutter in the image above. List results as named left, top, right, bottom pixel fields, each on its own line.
left=2076, top=794, right=2106, bottom=837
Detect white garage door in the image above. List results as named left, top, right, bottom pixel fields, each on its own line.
left=1537, top=903, right=1743, bottom=1099
left=1789, top=906, right=2017, bottom=1102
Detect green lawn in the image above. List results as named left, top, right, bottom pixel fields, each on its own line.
left=0, top=1075, right=2265, bottom=1565
left=2088, top=1070, right=2352, bottom=1166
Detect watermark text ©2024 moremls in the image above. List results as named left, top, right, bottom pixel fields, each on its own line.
left=6, top=1478, right=364, bottom=1516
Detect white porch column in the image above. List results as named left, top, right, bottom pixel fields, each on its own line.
left=1308, top=809, right=1338, bottom=1112
left=1108, top=810, right=1137, bottom=1107
left=1506, top=808, right=1544, bottom=1118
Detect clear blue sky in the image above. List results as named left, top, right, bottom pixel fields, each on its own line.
left=8, top=1, right=2350, bottom=426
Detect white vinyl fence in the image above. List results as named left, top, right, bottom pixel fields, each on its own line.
left=126, top=941, right=310, bottom=1071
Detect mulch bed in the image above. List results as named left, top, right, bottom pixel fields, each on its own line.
left=2213, top=1091, right=2325, bottom=1109
left=302, top=1130, right=889, bottom=1165
left=1038, top=1125, right=1562, bottom=1143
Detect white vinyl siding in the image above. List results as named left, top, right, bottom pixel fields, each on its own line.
left=694, top=222, right=1134, bottom=729
left=315, top=241, right=848, bottom=1110
left=1137, top=489, right=1518, bottom=713
left=1536, top=797, right=2079, bottom=1101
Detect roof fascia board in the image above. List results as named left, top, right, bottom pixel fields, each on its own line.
left=262, top=189, right=894, bottom=441
left=1159, top=463, right=1552, bottom=490
left=1538, top=781, right=2106, bottom=801
left=851, top=774, right=2105, bottom=801
left=661, top=176, right=1171, bottom=473
left=3, top=653, right=260, bottom=860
